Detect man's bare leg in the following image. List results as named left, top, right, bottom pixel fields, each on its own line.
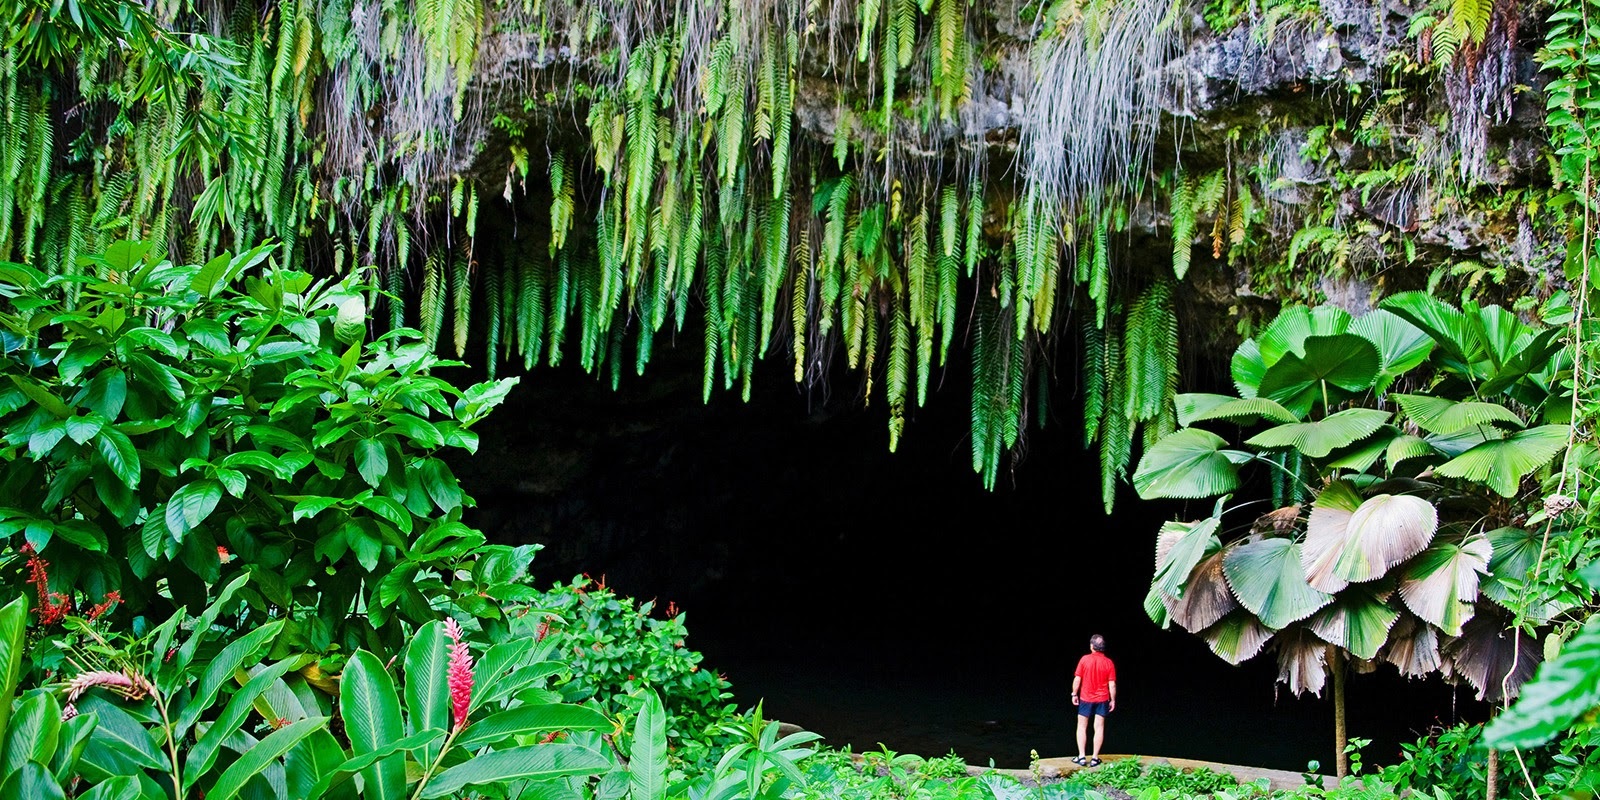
left=1092, top=715, right=1106, bottom=760
left=1075, top=714, right=1089, bottom=761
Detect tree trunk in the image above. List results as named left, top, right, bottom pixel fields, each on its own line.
left=1333, top=646, right=1348, bottom=779
left=1486, top=737, right=1499, bottom=800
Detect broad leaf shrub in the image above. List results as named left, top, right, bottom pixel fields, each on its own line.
left=0, top=242, right=516, bottom=655
left=536, top=575, right=734, bottom=755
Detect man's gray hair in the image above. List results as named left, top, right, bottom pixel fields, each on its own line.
left=1090, top=634, right=1106, bottom=652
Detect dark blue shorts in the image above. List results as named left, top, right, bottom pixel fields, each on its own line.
left=1077, top=700, right=1110, bottom=717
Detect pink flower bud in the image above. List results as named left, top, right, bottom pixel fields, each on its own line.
left=443, top=619, right=474, bottom=729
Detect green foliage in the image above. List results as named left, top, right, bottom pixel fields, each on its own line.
left=0, top=243, right=514, bottom=655
left=531, top=577, right=735, bottom=757
left=1138, top=298, right=1571, bottom=706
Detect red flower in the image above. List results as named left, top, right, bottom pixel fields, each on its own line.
left=20, top=544, right=71, bottom=625
left=443, top=619, right=474, bottom=729
left=86, top=591, right=122, bottom=621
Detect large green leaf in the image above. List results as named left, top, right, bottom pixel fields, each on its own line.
left=630, top=692, right=667, bottom=800
left=1132, top=430, right=1244, bottom=500
left=1484, top=613, right=1600, bottom=748
left=1231, top=339, right=1266, bottom=398
left=1391, top=394, right=1523, bottom=435
left=206, top=717, right=328, bottom=800
left=1324, top=427, right=1397, bottom=474
left=1175, top=394, right=1299, bottom=426
left=1307, top=585, right=1399, bottom=660
left=1258, top=306, right=1352, bottom=365
left=1348, top=309, right=1433, bottom=392
left=1199, top=610, right=1275, bottom=665
left=1256, top=335, right=1382, bottom=416
left=1380, top=291, right=1476, bottom=362
left=339, top=651, right=405, bottom=800
left=1385, top=435, right=1439, bottom=473
left=419, top=744, right=612, bottom=798
left=1397, top=534, right=1491, bottom=636
left=185, top=658, right=303, bottom=789
left=0, top=762, right=64, bottom=800
left=0, top=598, right=26, bottom=734
left=0, top=690, right=60, bottom=781
left=305, top=730, right=443, bottom=799
left=1222, top=538, right=1332, bottom=630
left=403, top=621, right=450, bottom=762
left=165, top=479, right=222, bottom=540
left=175, top=620, right=284, bottom=738
left=454, top=704, right=614, bottom=750
left=1149, top=517, right=1222, bottom=609
left=1245, top=408, right=1390, bottom=459
left=1482, top=527, right=1575, bottom=623
left=76, top=697, right=165, bottom=781
left=1435, top=425, right=1571, bottom=497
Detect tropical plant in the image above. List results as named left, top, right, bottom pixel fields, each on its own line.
left=1134, top=297, right=1573, bottom=777
left=517, top=575, right=735, bottom=762
left=29, top=580, right=637, bottom=799
left=0, top=242, right=516, bottom=655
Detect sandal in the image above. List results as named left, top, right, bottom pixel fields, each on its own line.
left=1088, top=758, right=1102, bottom=768
left=1070, top=756, right=1087, bottom=767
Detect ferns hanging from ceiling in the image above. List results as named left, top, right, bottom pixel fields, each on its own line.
left=1, top=0, right=1196, bottom=506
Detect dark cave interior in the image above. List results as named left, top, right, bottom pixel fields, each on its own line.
left=446, top=331, right=1489, bottom=773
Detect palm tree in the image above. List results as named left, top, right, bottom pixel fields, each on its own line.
left=1135, top=296, right=1571, bottom=778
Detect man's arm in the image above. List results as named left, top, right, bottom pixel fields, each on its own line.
left=1071, top=676, right=1081, bottom=703
left=1108, top=680, right=1116, bottom=712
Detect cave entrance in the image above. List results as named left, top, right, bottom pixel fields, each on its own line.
left=451, top=336, right=1484, bottom=773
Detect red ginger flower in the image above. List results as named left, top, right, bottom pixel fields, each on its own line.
left=20, top=544, right=71, bottom=625
left=443, top=619, right=473, bottom=729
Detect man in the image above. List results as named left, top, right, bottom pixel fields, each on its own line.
left=1070, top=633, right=1116, bottom=767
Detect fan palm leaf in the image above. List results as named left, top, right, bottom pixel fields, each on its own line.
left=1200, top=610, right=1275, bottom=665
left=1348, top=309, right=1433, bottom=393
left=1391, top=394, right=1524, bottom=435
left=1397, top=533, right=1491, bottom=635
left=1133, top=429, right=1246, bottom=500
left=1255, top=335, right=1382, bottom=417
left=1176, top=394, right=1299, bottom=426
left=1435, top=425, right=1571, bottom=497
left=1307, top=585, right=1399, bottom=660
left=1171, top=550, right=1237, bottom=633
left=1246, top=408, right=1391, bottom=459
left=1223, top=537, right=1332, bottom=630
left=1303, top=482, right=1437, bottom=590
left=1381, top=614, right=1442, bottom=678
left=1273, top=626, right=1330, bottom=697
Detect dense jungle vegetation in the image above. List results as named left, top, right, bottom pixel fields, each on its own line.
left=1, top=0, right=1599, bottom=796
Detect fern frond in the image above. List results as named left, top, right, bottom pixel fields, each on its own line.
left=421, top=248, right=446, bottom=352
left=1170, top=169, right=1195, bottom=280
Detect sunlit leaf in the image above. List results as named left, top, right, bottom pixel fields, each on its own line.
left=1397, top=534, right=1491, bottom=636
left=1246, top=408, right=1390, bottom=458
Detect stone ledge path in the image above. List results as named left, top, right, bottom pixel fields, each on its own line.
left=987, top=755, right=1335, bottom=791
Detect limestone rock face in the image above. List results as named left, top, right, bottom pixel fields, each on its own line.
left=446, top=0, right=1558, bottom=342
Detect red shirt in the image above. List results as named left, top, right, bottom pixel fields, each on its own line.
left=1074, top=652, right=1116, bottom=702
